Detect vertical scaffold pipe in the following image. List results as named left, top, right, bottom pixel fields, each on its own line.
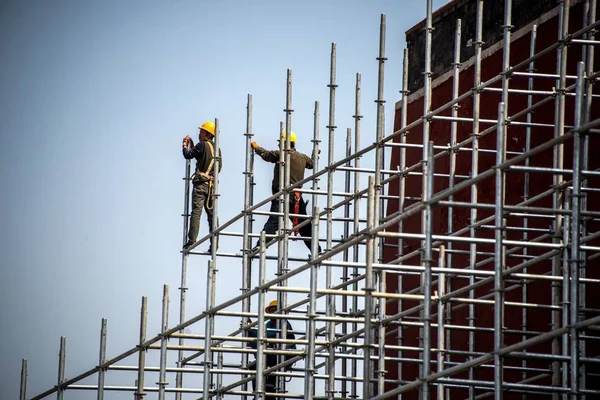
left=421, top=0, right=433, bottom=231
left=374, top=17, right=387, bottom=392
left=277, top=121, right=285, bottom=260
left=256, top=232, right=268, bottom=400
left=374, top=13, right=386, bottom=266
left=203, top=259, right=217, bottom=399
left=279, top=69, right=293, bottom=398
left=57, top=336, right=66, bottom=400
left=341, top=127, right=352, bottom=399
left=447, top=20, right=461, bottom=398
left=20, top=359, right=27, bottom=400
left=158, top=285, right=169, bottom=400
left=351, top=72, right=362, bottom=400
left=135, top=297, right=148, bottom=400
left=363, top=177, right=375, bottom=400
left=498, top=7, right=511, bottom=399
left=561, top=188, right=571, bottom=400
left=421, top=1, right=433, bottom=396
left=326, top=42, right=337, bottom=400
left=397, top=50, right=408, bottom=394
left=437, top=246, right=446, bottom=400
left=494, top=102, right=507, bottom=399
left=580, top=1, right=595, bottom=391
left=570, top=62, right=585, bottom=400
left=554, top=2, right=570, bottom=393
left=305, top=205, right=320, bottom=400
left=177, top=127, right=191, bottom=400
left=561, top=187, right=571, bottom=400
left=210, top=118, right=221, bottom=261
left=421, top=141, right=434, bottom=400
left=216, top=351, right=223, bottom=400
left=241, top=93, right=255, bottom=399
left=312, top=101, right=320, bottom=217
left=97, top=318, right=107, bottom=400
left=468, top=3, right=484, bottom=396
left=377, top=272, right=387, bottom=395
left=524, top=25, right=537, bottom=398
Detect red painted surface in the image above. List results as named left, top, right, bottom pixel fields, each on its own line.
left=384, top=3, right=599, bottom=398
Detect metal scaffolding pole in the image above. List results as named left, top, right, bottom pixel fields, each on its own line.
left=241, top=93, right=254, bottom=400
left=278, top=69, right=293, bottom=399
left=203, top=259, right=218, bottom=399
left=57, top=336, right=65, bottom=400
left=325, top=42, right=337, bottom=400
left=341, top=127, right=352, bottom=399
left=523, top=24, right=537, bottom=400
left=437, top=246, right=447, bottom=400
left=351, top=71, right=362, bottom=400
left=396, top=48, right=409, bottom=399
left=363, top=177, right=376, bottom=399
left=494, top=102, right=507, bottom=399
left=255, top=232, right=267, bottom=400
left=569, top=61, right=585, bottom=400
left=135, top=297, right=148, bottom=400
left=20, top=359, right=27, bottom=400
left=468, top=3, right=484, bottom=396
left=177, top=126, right=192, bottom=400
left=97, top=318, right=107, bottom=400
left=158, top=286, right=169, bottom=400
left=446, top=20, right=461, bottom=400
left=421, top=141, right=435, bottom=400
left=374, top=13, right=387, bottom=266
left=304, top=204, right=320, bottom=399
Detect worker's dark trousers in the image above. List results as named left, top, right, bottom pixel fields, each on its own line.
left=249, top=354, right=278, bottom=399
left=186, top=182, right=219, bottom=249
left=260, top=194, right=319, bottom=252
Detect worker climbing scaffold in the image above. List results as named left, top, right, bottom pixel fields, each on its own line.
left=247, top=299, right=297, bottom=400
left=182, top=121, right=222, bottom=252
left=251, top=131, right=322, bottom=254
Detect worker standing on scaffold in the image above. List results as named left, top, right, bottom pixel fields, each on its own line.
left=250, top=131, right=321, bottom=254
left=248, top=300, right=296, bottom=399
left=182, top=121, right=222, bottom=252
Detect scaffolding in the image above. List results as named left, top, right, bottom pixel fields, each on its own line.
left=20, top=0, right=599, bottom=399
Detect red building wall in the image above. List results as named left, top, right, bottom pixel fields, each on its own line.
left=384, top=2, right=599, bottom=397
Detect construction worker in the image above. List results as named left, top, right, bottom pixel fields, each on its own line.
left=182, top=121, right=222, bottom=251
left=250, top=132, right=321, bottom=254
left=248, top=300, right=296, bottom=399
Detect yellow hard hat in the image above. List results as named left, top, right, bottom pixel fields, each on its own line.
left=199, top=121, right=216, bottom=136
left=265, top=300, right=278, bottom=312
left=279, top=131, right=296, bottom=143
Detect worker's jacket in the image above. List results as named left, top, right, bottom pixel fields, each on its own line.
left=248, top=319, right=296, bottom=350
left=255, top=146, right=313, bottom=194
left=182, top=140, right=222, bottom=183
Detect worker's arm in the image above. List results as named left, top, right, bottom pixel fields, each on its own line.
left=182, top=141, right=205, bottom=159
left=254, top=146, right=280, bottom=163
left=305, top=152, right=314, bottom=169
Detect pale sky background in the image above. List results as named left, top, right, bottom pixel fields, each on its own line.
left=0, top=1, right=449, bottom=398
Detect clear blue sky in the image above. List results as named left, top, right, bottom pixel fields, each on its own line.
left=0, top=1, right=448, bottom=398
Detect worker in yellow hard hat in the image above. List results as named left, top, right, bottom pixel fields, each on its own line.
left=182, top=121, right=222, bottom=252
left=250, top=132, right=321, bottom=254
left=247, top=299, right=296, bottom=399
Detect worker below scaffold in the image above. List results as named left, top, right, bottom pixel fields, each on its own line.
left=250, top=131, right=321, bottom=254
left=182, top=121, right=222, bottom=252
left=248, top=300, right=296, bottom=399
